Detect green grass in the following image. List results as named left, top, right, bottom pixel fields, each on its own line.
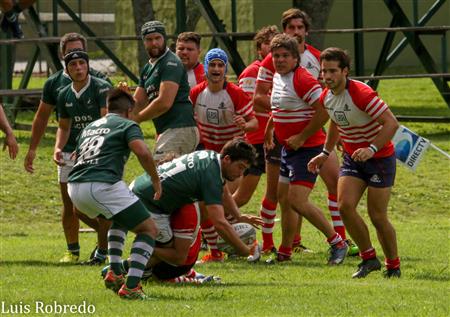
left=1, top=78, right=449, bottom=316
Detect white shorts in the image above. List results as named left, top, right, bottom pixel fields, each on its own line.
left=154, top=126, right=200, bottom=161
left=150, top=213, right=172, bottom=243
left=57, top=152, right=75, bottom=183
left=128, top=181, right=172, bottom=243
left=68, top=181, right=139, bottom=219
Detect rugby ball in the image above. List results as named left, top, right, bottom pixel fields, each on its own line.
left=217, top=222, right=256, bottom=255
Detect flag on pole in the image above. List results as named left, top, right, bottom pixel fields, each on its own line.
left=392, top=125, right=430, bottom=171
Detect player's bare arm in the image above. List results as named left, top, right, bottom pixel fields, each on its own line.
left=53, top=117, right=71, bottom=166
left=134, top=81, right=179, bottom=123
left=286, top=100, right=329, bottom=150
left=308, top=120, right=340, bottom=174
left=129, top=139, right=162, bottom=200
left=253, top=81, right=272, bottom=113
left=24, top=101, right=53, bottom=172
left=351, top=109, right=399, bottom=162
left=206, top=204, right=252, bottom=256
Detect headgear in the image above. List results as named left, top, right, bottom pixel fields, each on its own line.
left=204, top=48, right=228, bottom=75
left=141, top=20, right=166, bottom=39
left=63, top=50, right=89, bottom=68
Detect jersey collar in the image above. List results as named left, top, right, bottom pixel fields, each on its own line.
left=149, top=47, right=170, bottom=66
left=71, top=75, right=91, bottom=99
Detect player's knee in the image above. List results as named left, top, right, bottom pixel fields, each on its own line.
left=337, top=199, right=356, bottom=215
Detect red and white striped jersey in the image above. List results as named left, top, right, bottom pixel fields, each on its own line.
left=271, top=66, right=324, bottom=149
left=320, top=79, right=394, bottom=157
left=171, top=203, right=202, bottom=266
left=257, top=44, right=321, bottom=84
left=238, top=59, right=270, bottom=145
left=187, top=63, right=205, bottom=89
left=190, top=81, right=255, bottom=152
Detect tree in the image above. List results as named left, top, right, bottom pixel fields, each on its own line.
left=293, top=0, right=334, bottom=49
left=132, top=0, right=155, bottom=70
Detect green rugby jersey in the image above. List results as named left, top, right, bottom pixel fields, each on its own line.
left=42, top=68, right=112, bottom=107
left=68, top=113, right=144, bottom=184
left=56, top=76, right=112, bottom=152
left=132, top=150, right=224, bottom=214
left=139, top=48, right=196, bottom=134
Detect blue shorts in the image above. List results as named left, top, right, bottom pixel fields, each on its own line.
left=340, top=152, right=396, bottom=188
left=279, top=145, right=323, bottom=188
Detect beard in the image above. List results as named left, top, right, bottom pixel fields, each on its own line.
left=147, top=44, right=166, bottom=59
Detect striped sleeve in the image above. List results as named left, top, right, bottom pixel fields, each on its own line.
left=350, top=80, right=388, bottom=119
left=227, top=83, right=255, bottom=117
left=293, top=67, right=322, bottom=106
left=256, top=53, right=275, bottom=83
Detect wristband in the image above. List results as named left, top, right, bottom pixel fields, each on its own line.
left=369, top=144, right=378, bottom=153
left=321, top=149, right=330, bottom=157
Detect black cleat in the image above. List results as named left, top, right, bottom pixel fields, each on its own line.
left=80, top=257, right=106, bottom=266
left=383, top=268, right=401, bottom=278
left=328, top=242, right=348, bottom=265
left=352, top=257, right=382, bottom=278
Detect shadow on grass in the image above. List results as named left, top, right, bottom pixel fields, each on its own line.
left=0, top=260, right=84, bottom=267
left=411, top=266, right=450, bottom=282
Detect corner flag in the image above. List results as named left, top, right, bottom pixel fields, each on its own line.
left=392, top=125, right=430, bottom=171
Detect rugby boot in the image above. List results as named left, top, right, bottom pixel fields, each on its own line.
left=352, top=257, right=382, bottom=278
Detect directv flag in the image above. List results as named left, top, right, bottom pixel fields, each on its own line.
left=392, top=125, right=430, bottom=171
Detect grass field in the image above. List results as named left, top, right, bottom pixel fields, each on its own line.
left=0, top=78, right=449, bottom=316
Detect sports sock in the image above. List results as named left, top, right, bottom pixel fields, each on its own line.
left=328, top=193, right=346, bottom=240
left=360, top=247, right=377, bottom=261
left=126, top=234, right=155, bottom=289
left=67, top=242, right=80, bottom=256
left=107, top=226, right=127, bottom=275
left=201, top=219, right=222, bottom=257
left=260, top=197, right=276, bottom=248
left=166, top=276, right=200, bottom=284
left=326, top=232, right=345, bottom=247
left=385, top=257, right=400, bottom=270
left=278, top=245, right=292, bottom=258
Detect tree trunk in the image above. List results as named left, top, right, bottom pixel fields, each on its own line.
left=132, top=0, right=155, bottom=70
left=293, top=0, right=334, bottom=50
left=186, top=0, right=202, bottom=31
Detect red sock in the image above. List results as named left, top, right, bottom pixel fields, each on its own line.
left=328, top=193, right=346, bottom=240
left=360, top=247, right=377, bottom=261
left=327, top=232, right=345, bottom=247
left=385, top=257, right=400, bottom=270
left=260, top=197, right=277, bottom=248
left=278, top=245, right=292, bottom=257
left=201, top=219, right=222, bottom=257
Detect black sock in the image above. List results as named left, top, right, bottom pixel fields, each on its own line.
left=67, top=243, right=80, bottom=256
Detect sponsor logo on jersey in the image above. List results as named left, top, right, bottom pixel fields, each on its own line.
left=167, top=61, right=177, bottom=67
left=65, top=102, right=73, bottom=108
left=218, top=102, right=226, bottom=109
left=334, top=111, right=349, bottom=126
left=99, top=87, right=110, bottom=94
left=206, top=108, right=219, bottom=124
left=343, top=104, right=350, bottom=111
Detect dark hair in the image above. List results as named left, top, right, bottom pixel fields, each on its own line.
left=270, top=33, right=300, bottom=61
left=320, top=47, right=351, bottom=70
left=177, top=32, right=201, bottom=48
left=60, top=32, right=87, bottom=55
left=107, top=88, right=134, bottom=113
left=254, top=25, right=279, bottom=51
left=281, top=8, right=311, bottom=32
left=221, top=138, right=256, bottom=165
